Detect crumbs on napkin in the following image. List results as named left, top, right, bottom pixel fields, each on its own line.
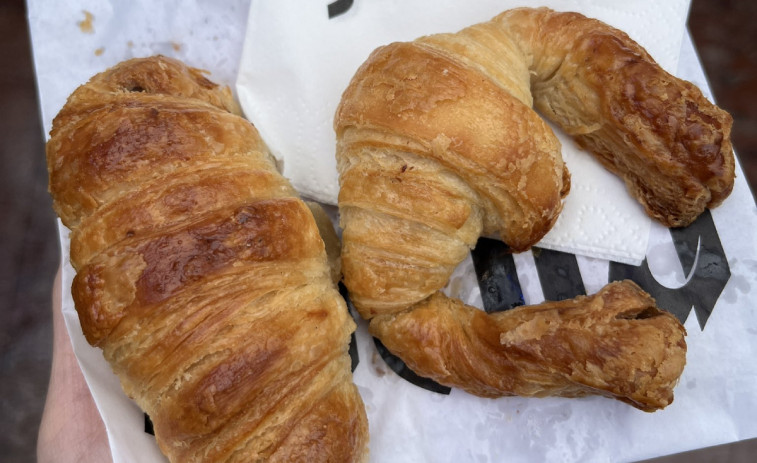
left=78, top=10, right=94, bottom=34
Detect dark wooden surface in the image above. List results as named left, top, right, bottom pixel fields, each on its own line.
left=0, top=0, right=754, bottom=461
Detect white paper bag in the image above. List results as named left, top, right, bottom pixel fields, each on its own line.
left=28, top=1, right=757, bottom=462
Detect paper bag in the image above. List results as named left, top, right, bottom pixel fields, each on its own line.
left=27, top=1, right=757, bottom=462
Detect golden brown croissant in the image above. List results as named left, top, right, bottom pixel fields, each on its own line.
left=371, top=281, right=686, bottom=412
left=47, top=56, right=368, bottom=462
left=335, top=8, right=695, bottom=410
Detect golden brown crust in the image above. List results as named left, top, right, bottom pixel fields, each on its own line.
left=335, top=40, right=567, bottom=319
left=69, top=165, right=294, bottom=268
left=47, top=99, right=269, bottom=229
left=48, top=56, right=368, bottom=462
left=336, top=41, right=568, bottom=249
left=72, top=199, right=325, bottom=344
left=335, top=8, right=696, bottom=409
left=494, top=7, right=734, bottom=227
left=370, top=281, right=686, bottom=412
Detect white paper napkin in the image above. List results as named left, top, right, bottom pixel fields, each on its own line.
left=236, top=0, right=692, bottom=265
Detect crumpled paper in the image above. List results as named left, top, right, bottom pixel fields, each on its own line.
left=236, top=0, right=691, bottom=265
left=28, top=1, right=757, bottom=462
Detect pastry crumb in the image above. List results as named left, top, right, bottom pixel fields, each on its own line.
left=78, top=10, right=94, bottom=34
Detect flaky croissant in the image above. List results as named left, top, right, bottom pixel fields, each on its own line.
left=335, top=8, right=696, bottom=410
left=371, top=281, right=686, bottom=412
left=48, top=56, right=368, bottom=462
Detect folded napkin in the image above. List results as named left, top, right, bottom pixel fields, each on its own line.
left=236, top=0, right=692, bottom=264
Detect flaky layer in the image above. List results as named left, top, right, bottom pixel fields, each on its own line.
left=491, top=7, right=734, bottom=226
left=370, top=281, right=686, bottom=411
left=335, top=8, right=695, bottom=410
left=48, top=56, right=368, bottom=462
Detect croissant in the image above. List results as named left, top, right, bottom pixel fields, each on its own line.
left=371, top=281, right=686, bottom=412
left=335, top=8, right=697, bottom=410
left=47, top=56, right=368, bottom=462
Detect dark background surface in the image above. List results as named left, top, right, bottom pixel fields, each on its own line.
left=1, top=0, right=755, bottom=461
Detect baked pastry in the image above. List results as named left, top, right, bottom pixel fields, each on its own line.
left=335, top=8, right=696, bottom=410
left=371, top=281, right=686, bottom=412
left=47, top=56, right=368, bottom=462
